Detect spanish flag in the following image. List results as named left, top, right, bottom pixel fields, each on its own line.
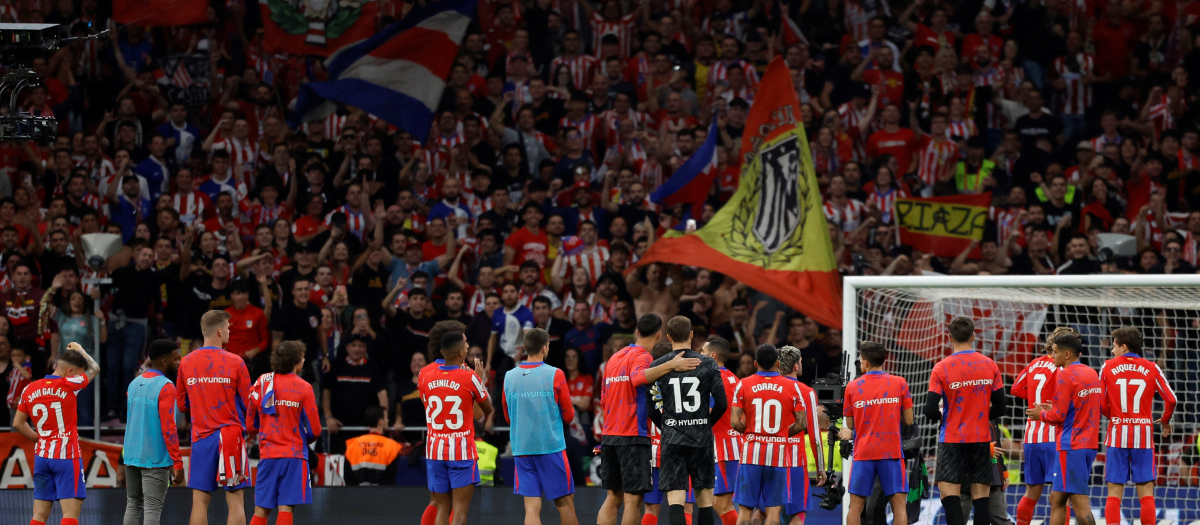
left=894, top=193, right=991, bottom=258
left=629, top=57, right=842, bottom=328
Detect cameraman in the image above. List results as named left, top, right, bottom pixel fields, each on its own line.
left=839, top=342, right=914, bottom=525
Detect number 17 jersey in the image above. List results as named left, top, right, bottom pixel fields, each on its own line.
left=420, top=365, right=489, bottom=461
left=652, top=350, right=723, bottom=448
left=1100, top=354, right=1176, bottom=449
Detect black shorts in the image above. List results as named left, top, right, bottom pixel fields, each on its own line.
left=659, top=443, right=716, bottom=492
left=935, top=442, right=993, bottom=485
left=600, top=444, right=652, bottom=494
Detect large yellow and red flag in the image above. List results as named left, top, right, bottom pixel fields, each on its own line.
left=629, top=57, right=842, bottom=328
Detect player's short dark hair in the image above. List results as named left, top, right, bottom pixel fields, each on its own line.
left=364, top=405, right=386, bottom=428
left=860, top=342, right=887, bottom=367
left=524, top=328, right=550, bottom=355
left=636, top=313, right=662, bottom=339
left=58, top=348, right=88, bottom=370
left=440, top=331, right=467, bottom=358
left=731, top=298, right=749, bottom=309
left=666, top=316, right=692, bottom=343
left=148, top=339, right=179, bottom=361
left=652, top=343, right=674, bottom=359
left=428, top=320, right=466, bottom=355
left=1054, top=333, right=1083, bottom=355
left=948, top=317, right=975, bottom=343
left=705, top=336, right=730, bottom=359
left=271, top=341, right=305, bottom=373
left=1111, top=327, right=1143, bottom=355
left=755, top=344, right=779, bottom=371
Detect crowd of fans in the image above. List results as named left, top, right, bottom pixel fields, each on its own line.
left=0, top=0, right=1197, bottom=469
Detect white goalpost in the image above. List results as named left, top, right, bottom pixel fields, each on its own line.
left=841, top=275, right=1200, bottom=525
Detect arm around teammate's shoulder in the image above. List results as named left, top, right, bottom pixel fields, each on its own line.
left=708, top=367, right=727, bottom=426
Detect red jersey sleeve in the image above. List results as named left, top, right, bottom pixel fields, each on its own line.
left=1099, top=362, right=1112, bottom=418
left=470, top=372, right=489, bottom=403
left=629, top=352, right=652, bottom=387
left=302, top=386, right=321, bottom=443
left=553, top=369, right=576, bottom=423
left=928, top=365, right=945, bottom=397
left=64, top=374, right=89, bottom=392
left=732, top=381, right=744, bottom=408
left=246, top=380, right=261, bottom=435
left=238, top=361, right=252, bottom=420
left=800, top=386, right=824, bottom=472
left=176, top=365, right=190, bottom=414
left=1012, top=362, right=1032, bottom=401
left=1153, top=362, right=1177, bottom=423
left=158, top=383, right=183, bottom=469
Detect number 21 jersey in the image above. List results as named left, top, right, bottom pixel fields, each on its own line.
left=420, top=365, right=489, bottom=461
left=17, top=374, right=89, bottom=459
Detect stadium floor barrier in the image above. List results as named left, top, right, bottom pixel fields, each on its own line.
left=0, top=486, right=845, bottom=524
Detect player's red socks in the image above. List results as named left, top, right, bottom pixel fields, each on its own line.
left=277, top=511, right=294, bottom=525
left=421, top=505, right=438, bottom=525
left=250, top=516, right=268, bottom=525
left=642, top=514, right=658, bottom=525
left=1105, top=497, right=1121, bottom=525
left=720, top=510, right=738, bottom=525
left=61, top=519, right=77, bottom=525
left=1016, top=497, right=1037, bottom=525
left=684, top=511, right=693, bottom=525
left=28, top=520, right=44, bottom=525
left=1140, top=496, right=1156, bottom=525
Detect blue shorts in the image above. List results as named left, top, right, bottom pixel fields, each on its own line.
left=1023, top=442, right=1057, bottom=485
left=783, top=466, right=810, bottom=516
left=645, top=467, right=695, bottom=505
left=514, top=451, right=575, bottom=501
left=733, top=463, right=790, bottom=509
left=427, top=459, right=479, bottom=493
left=848, top=459, right=907, bottom=497
left=33, top=457, right=86, bottom=501
left=189, top=426, right=250, bottom=492
left=1052, top=449, right=1097, bottom=495
left=254, top=458, right=311, bottom=509
left=715, top=460, right=740, bottom=495
left=1104, top=448, right=1155, bottom=485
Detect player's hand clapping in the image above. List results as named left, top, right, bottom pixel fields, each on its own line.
left=1026, top=403, right=1052, bottom=420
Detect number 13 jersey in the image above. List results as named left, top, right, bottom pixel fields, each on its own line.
left=732, top=371, right=803, bottom=468
left=420, top=365, right=489, bottom=461
left=17, top=374, right=89, bottom=459
left=652, top=350, right=723, bottom=449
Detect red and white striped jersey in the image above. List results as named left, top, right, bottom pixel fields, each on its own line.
left=1011, top=354, right=1059, bottom=444
left=973, top=70, right=1006, bottom=130
left=173, top=191, right=212, bottom=224
left=76, top=156, right=115, bottom=185
left=844, top=0, right=870, bottom=42
left=559, top=114, right=599, bottom=149
left=990, top=206, right=1024, bottom=244
left=1090, top=133, right=1123, bottom=153
left=550, top=54, right=598, bottom=88
left=423, top=148, right=450, bottom=174
left=1053, top=54, right=1095, bottom=116
left=213, top=138, right=260, bottom=171
left=713, top=368, right=744, bottom=462
left=823, top=198, right=867, bottom=234
left=946, top=119, right=978, bottom=141
left=838, top=102, right=873, bottom=135
left=1148, top=94, right=1178, bottom=140
left=600, top=109, right=649, bottom=147
left=785, top=380, right=824, bottom=472
left=1100, top=354, right=1176, bottom=449
left=246, top=202, right=292, bottom=230
left=733, top=372, right=804, bottom=468
left=916, top=136, right=960, bottom=186
left=718, top=85, right=757, bottom=106
left=589, top=12, right=639, bottom=57
left=420, top=366, right=489, bottom=461
left=432, top=131, right=466, bottom=150
left=17, top=374, right=90, bottom=459
left=324, top=205, right=367, bottom=240
left=323, top=114, right=347, bottom=139
left=867, top=186, right=909, bottom=224
left=650, top=421, right=663, bottom=468
left=1183, top=230, right=1199, bottom=267
left=81, top=193, right=104, bottom=214
left=560, top=246, right=610, bottom=286
left=1139, top=210, right=1188, bottom=248
left=463, top=192, right=492, bottom=218
left=708, top=59, right=760, bottom=91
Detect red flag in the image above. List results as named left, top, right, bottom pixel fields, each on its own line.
left=114, top=0, right=206, bottom=27
left=629, top=57, right=842, bottom=328
left=894, top=193, right=991, bottom=258
left=259, top=0, right=381, bottom=57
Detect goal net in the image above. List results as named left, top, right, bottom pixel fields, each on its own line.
left=843, top=275, right=1200, bottom=525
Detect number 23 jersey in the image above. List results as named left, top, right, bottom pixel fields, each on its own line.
left=419, top=365, right=489, bottom=461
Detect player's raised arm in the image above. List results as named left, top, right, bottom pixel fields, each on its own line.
left=65, top=342, right=99, bottom=382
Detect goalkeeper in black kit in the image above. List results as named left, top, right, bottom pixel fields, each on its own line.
left=649, top=316, right=729, bottom=525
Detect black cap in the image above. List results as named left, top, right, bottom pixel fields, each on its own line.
left=148, top=339, right=179, bottom=361
left=295, top=241, right=316, bottom=254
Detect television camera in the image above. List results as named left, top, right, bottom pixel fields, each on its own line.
left=0, top=23, right=107, bottom=145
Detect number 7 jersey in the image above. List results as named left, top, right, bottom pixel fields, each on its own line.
left=17, top=374, right=89, bottom=459
left=419, top=365, right=489, bottom=461
left=1100, top=354, right=1176, bottom=449
left=1012, top=355, right=1059, bottom=444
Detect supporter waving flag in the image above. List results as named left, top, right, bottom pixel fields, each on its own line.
left=650, top=117, right=719, bottom=222
left=289, top=0, right=479, bottom=143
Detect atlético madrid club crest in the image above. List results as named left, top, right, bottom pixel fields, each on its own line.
left=267, top=0, right=368, bottom=46
left=726, top=132, right=810, bottom=269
